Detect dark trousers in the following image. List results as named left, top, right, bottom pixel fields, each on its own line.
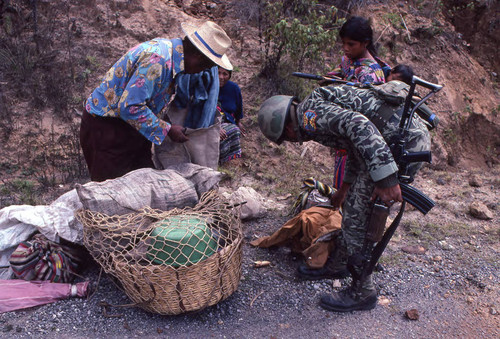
left=80, top=109, right=154, bottom=182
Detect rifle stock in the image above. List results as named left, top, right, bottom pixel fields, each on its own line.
left=291, top=72, right=344, bottom=84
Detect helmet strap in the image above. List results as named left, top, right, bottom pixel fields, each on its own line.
left=289, top=102, right=303, bottom=145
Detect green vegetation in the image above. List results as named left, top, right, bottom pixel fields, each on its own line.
left=443, top=127, right=457, bottom=145
left=491, top=105, right=500, bottom=117
left=259, top=0, right=343, bottom=98
left=415, top=0, right=444, bottom=18
left=0, top=179, right=40, bottom=206
left=379, top=251, right=405, bottom=266
left=382, top=12, right=402, bottom=28
left=403, top=219, right=475, bottom=248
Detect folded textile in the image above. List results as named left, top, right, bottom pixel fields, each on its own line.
left=250, top=206, right=342, bottom=268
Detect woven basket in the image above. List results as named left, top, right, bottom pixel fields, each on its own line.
left=77, top=191, right=243, bottom=315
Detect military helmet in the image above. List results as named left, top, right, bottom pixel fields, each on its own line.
left=258, top=95, right=295, bottom=145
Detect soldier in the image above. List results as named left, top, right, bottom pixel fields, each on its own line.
left=257, top=81, right=431, bottom=312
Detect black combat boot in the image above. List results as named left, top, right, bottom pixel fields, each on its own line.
left=297, top=246, right=349, bottom=280
left=319, top=275, right=377, bottom=312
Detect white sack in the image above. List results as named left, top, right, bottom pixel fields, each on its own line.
left=222, top=186, right=266, bottom=220
left=0, top=189, right=83, bottom=279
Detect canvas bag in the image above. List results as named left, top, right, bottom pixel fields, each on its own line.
left=153, top=104, right=221, bottom=170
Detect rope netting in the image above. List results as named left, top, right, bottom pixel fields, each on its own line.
left=76, top=191, right=243, bottom=315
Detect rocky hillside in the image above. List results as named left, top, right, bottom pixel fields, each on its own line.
left=0, top=0, right=498, bottom=206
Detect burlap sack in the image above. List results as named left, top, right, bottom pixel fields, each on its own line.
left=76, top=165, right=221, bottom=216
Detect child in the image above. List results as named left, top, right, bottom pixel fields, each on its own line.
left=387, top=64, right=414, bottom=84
left=327, top=16, right=390, bottom=84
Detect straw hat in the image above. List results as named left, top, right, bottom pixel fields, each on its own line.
left=181, top=21, right=233, bottom=71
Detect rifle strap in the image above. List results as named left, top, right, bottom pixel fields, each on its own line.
left=366, top=201, right=406, bottom=275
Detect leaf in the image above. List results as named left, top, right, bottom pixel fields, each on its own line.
left=253, top=260, right=271, bottom=268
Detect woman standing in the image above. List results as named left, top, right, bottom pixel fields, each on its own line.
left=217, top=67, right=245, bottom=165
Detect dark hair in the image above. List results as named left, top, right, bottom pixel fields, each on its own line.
left=390, top=64, right=414, bottom=84
left=339, top=16, right=378, bottom=57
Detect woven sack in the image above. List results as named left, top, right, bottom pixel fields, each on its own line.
left=77, top=191, right=242, bottom=315
left=76, top=168, right=199, bottom=216
left=153, top=105, right=221, bottom=170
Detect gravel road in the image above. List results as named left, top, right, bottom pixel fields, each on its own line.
left=1, top=204, right=498, bottom=338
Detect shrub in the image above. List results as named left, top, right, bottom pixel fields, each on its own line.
left=258, top=0, right=343, bottom=96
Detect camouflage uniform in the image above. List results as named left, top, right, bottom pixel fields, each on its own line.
left=295, top=83, right=431, bottom=257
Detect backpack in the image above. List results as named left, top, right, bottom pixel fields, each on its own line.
left=372, top=81, right=439, bottom=130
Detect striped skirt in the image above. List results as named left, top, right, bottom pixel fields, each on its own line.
left=219, top=122, right=242, bottom=164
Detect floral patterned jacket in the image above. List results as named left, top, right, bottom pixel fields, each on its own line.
left=85, top=38, right=184, bottom=145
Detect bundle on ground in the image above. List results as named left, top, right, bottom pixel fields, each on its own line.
left=77, top=191, right=243, bottom=315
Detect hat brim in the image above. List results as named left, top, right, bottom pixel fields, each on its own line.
left=181, top=22, right=233, bottom=71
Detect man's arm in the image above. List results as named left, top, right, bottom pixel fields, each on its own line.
left=118, top=52, right=174, bottom=145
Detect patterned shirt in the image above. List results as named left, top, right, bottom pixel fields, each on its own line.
left=85, top=38, right=184, bottom=145
left=328, top=56, right=388, bottom=84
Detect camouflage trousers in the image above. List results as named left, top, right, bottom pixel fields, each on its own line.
left=339, top=119, right=430, bottom=258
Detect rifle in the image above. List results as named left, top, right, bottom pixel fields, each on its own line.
left=291, top=72, right=367, bottom=86
left=353, top=76, right=443, bottom=285
left=292, top=72, right=439, bottom=130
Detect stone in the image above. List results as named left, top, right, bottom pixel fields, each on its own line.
left=378, top=296, right=391, bottom=306
left=436, top=178, right=446, bottom=185
left=468, top=175, right=483, bottom=187
left=405, top=308, right=419, bottom=320
left=439, top=240, right=454, bottom=250
left=469, top=202, right=493, bottom=220
left=401, top=245, right=427, bottom=255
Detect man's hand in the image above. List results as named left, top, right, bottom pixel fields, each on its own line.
left=371, top=184, right=402, bottom=206
left=330, top=182, right=351, bottom=210
left=168, top=124, right=189, bottom=143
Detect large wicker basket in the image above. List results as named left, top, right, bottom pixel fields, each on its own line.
left=77, top=191, right=243, bottom=315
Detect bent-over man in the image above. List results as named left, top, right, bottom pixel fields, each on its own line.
left=257, top=81, right=431, bottom=312
left=81, top=21, right=232, bottom=181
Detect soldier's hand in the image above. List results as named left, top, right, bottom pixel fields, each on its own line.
left=371, top=184, right=402, bottom=206
left=330, top=182, right=350, bottom=209
left=168, top=124, right=189, bottom=143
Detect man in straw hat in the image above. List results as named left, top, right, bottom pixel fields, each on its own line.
left=80, top=21, right=232, bottom=181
